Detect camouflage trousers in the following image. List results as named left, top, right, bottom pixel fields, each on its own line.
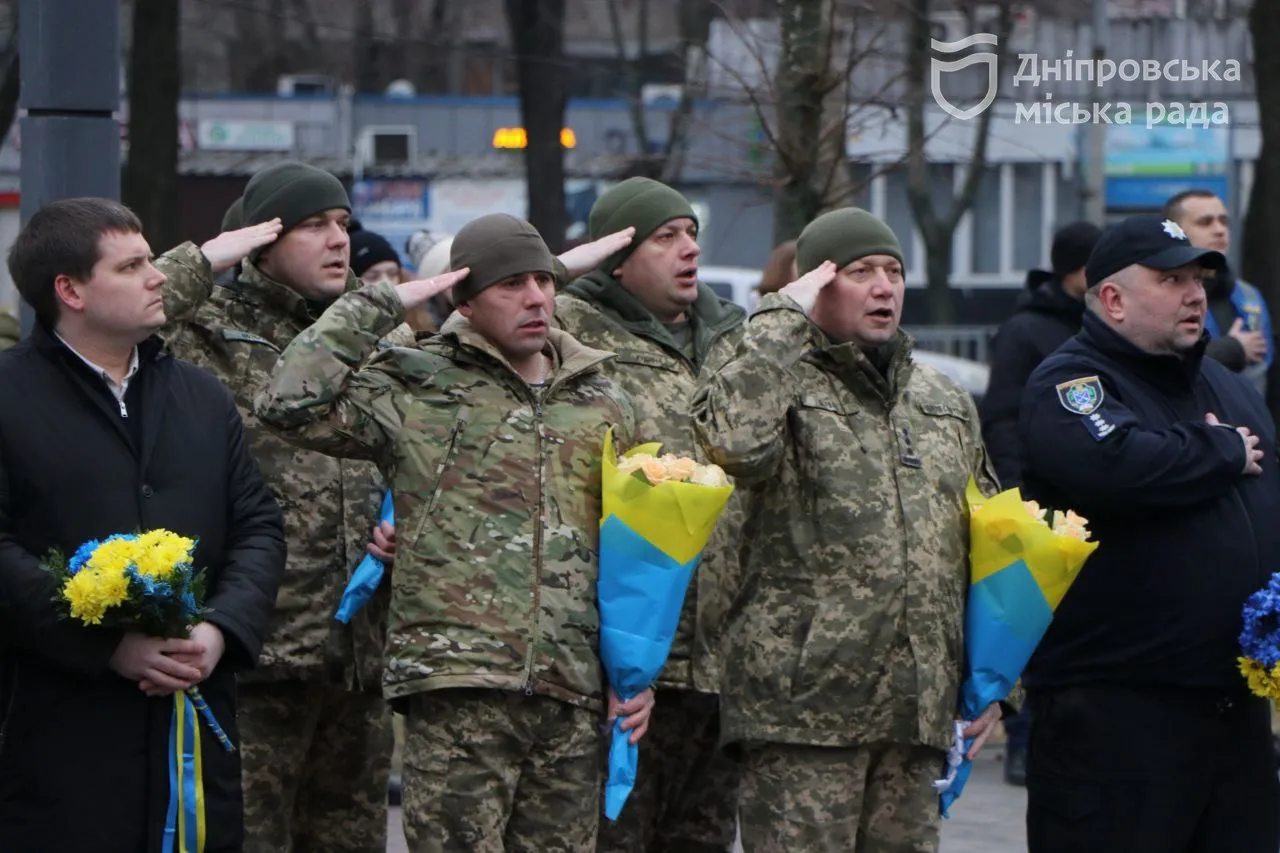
left=401, top=687, right=601, bottom=853
left=239, top=681, right=393, bottom=853
left=737, top=741, right=945, bottom=853
left=596, top=688, right=739, bottom=853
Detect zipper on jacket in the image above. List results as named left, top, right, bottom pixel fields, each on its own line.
left=409, top=408, right=468, bottom=551
left=522, top=396, right=545, bottom=696
left=118, top=398, right=128, bottom=419
left=425, top=408, right=468, bottom=515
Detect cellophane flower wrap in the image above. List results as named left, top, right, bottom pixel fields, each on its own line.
left=933, top=478, right=1098, bottom=818
left=598, top=426, right=734, bottom=820
left=43, top=529, right=233, bottom=853
left=1238, top=573, right=1280, bottom=701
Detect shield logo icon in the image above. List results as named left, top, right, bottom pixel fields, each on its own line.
left=931, top=33, right=999, bottom=121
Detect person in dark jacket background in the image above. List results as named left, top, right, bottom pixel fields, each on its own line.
left=1019, top=215, right=1280, bottom=853
left=983, top=221, right=1101, bottom=488
left=0, top=198, right=286, bottom=853
left=980, top=220, right=1101, bottom=785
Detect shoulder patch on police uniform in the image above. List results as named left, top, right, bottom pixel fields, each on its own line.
left=1056, top=375, right=1104, bottom=415
left=220, top=329, right=280, bottom=351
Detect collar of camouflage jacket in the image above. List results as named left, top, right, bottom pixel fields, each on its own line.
left=235, top=260, right=360, bottom=327
left=782, top=302, right=915, bottom=405
left=437, top=312, right=615, bottom=391
left=564, top=269, right=745, bottom=367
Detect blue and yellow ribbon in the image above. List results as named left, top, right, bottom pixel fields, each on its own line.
left=162, top=687, right=234, bottom=853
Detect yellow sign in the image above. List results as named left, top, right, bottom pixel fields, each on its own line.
left=492, top=127, right=577, bottom=149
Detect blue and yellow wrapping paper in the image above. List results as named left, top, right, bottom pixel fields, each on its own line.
left=935, top=478, right=1097, bottom=818
left=598, top=427, right=734, bottom=820
left=163, top=687, right=234, bottom=853
left=336, top=489, right=394, bottom=624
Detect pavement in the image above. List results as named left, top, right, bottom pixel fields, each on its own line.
left=384, top=750, right=1027, bottom=852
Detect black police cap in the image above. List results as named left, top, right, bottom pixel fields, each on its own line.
left=1085, top=214, right=1226, bottom=289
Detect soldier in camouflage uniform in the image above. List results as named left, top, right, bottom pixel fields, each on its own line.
left=555, top=177, right=745, bottom=853
left=255, top=213, right=657, bottom=853
left=158, top=162, right=412, bottom=853
left=691, top=208, right=1007, bottom=853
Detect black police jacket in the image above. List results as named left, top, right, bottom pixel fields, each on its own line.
left=1018, top=310, right=1280, bottom=692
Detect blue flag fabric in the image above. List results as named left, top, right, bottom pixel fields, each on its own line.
left=598, top=514, right=701, bottom=819
left=937, top=559, right=1054, bottom=817
left=336, top=489, right=394, bottom=624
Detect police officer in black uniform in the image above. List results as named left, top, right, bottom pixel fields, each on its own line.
left=1019, top=214, right=1280, bottom=853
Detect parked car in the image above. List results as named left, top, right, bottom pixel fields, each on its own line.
left=699, top=265, right=763, bottom=313
left=912, top=349, right=991, bottom=402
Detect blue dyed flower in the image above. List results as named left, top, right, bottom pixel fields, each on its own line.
left=180, top=592, right=199, bottom=620
left=68, top=538, right=102, bottom=575
left=1240, top=573, right=1280, bottom=669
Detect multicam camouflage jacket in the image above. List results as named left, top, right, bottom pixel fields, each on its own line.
left=253, top=280, right=637, bottom=712
left=691, top=293, right=1000, bottom=752
left=157, top=243, right=413, bottom=690
left=556, top=271, right=746, bottom=693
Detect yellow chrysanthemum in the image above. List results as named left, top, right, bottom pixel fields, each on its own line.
left=85, top=536, right=140, bottom=577
left=133, top=530, right=195, bottom=579
left=1239, top=657, right=1280, bottom=702
left=63, top=566, right=129, bottom=625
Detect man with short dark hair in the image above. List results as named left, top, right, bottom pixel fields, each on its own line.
left=1020, top=214, right=1280, bottom=853
left=1165, top=189, right=1273, bottom=394
left=0, top=197, right=286, bottom=852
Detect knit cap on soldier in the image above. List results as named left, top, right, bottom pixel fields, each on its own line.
left=588, top=177, right=698, bottom=274
left=240, top=161, right=351, bottom=263
left=449, top=214, right=557, bottom=304
left=796, top=207, right=904, bottom=276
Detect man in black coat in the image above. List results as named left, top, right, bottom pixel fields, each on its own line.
left=0, top=198, right=286, bottom=853
left=1019, top=215, right=1280, bottom=853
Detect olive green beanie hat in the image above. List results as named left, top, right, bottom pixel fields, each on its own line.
left=449, top=214, right=557, bottom=304
left=241, top=161, right=351, bottom=262
left=220, top=197, right=244, bottom=232
left=796, top=208, right=904, bottom=276
left=588, top=177, right=698, bottom=273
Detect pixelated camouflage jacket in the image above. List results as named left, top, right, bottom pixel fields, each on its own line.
left=157, top=243, right=413, bottom=690
left=556, top=271, right=746, bottom=694
left=691, top=292, right=1001, bottom=751
left=253, top=280, right=637, bottom=712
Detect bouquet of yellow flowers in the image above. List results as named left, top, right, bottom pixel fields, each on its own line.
left=43, top=529, right=233, bottom=853
left=935, top=479, right=1098, bottom=818
left=598, top=427, right=735, bottom=820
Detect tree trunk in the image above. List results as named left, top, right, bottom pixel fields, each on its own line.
left=1244, top=0, right=1280, bottom=303
left=904, top=0, right=1010, bottom=324
left=353, top=1, right=380, bottom=93
left=924, top=227, right=954, bottom=324
left=772, top=0, right=829, bottom=244
left=122, top=0, right=180, bottom=251
left=504, top=0, right=569, bottom=252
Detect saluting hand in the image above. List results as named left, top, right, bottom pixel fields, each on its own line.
left=557, top=227, right=636, bottom=279
left=200, top=218, right=284, bottom=274
left=396, top=268, right=471, bottom=310
left=779, top=261, right=837, bottom=316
